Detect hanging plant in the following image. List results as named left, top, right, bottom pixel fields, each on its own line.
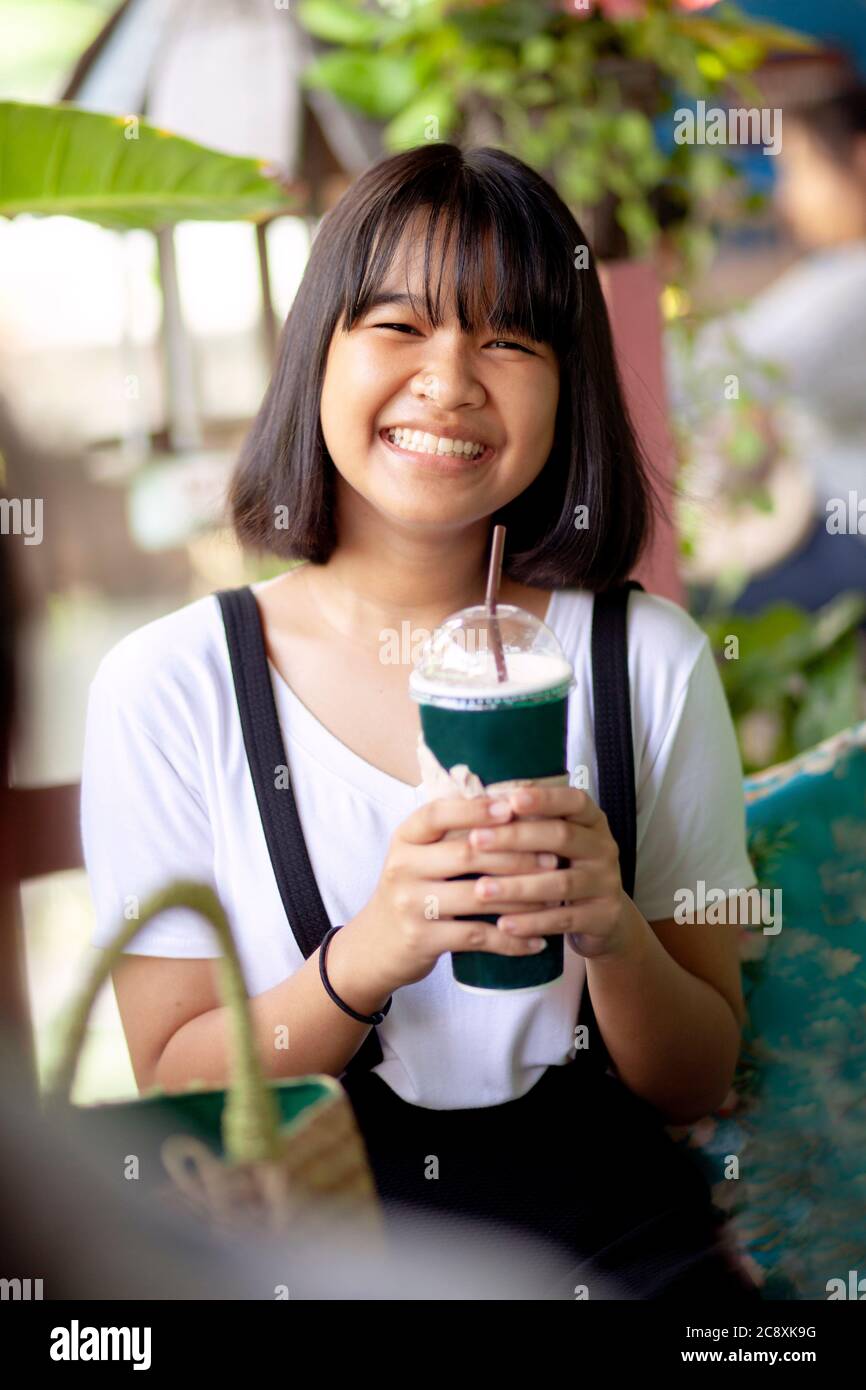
left=298, top=0, right=811, bottom=260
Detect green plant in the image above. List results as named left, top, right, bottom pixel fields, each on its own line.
left=667, top=308, right=790, bottom=569
left=0, top=0, right=118, bottom=104
left=0, top=100, right=299, bottom=229
left=699, top=593, right=866, bottom=773
left=297, top=0, right=810, bottom=259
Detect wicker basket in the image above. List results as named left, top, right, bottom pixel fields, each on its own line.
left=44, top=881, right=384, bottom=1246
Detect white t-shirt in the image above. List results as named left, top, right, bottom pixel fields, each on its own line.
left=81, top=583, right=757, bottom=1111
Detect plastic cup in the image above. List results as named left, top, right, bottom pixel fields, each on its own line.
left=409, top=604, right=574, bottom=992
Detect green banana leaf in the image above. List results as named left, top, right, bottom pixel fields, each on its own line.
left=0, top=100, right=300, bottom=230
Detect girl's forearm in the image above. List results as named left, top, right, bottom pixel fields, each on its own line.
left=154, top=916, right=392, bottom=1092
left=584, top=896, right=742, bottom=1125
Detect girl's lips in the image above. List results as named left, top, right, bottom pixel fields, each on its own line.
left=378, top=428, right=495, bottom=472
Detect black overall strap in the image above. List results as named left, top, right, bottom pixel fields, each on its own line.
left=576, top=579, right=643, bottom=1073
left=215, top=586, right=383, bottom=1076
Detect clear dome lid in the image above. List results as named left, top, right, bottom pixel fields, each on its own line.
left=409, top=604, right=574, bottom=709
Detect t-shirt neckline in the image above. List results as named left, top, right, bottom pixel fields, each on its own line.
left=264, top=588, right=560, bottom=809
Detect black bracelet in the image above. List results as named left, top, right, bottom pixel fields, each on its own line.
left=319, top=924, right=393, bottom=1026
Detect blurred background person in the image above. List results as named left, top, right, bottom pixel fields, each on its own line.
left=679, top=85, right=866, bottom=616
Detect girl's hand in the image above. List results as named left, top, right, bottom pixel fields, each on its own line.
left=352, top=794, right=565, bottom=996
left=466, top=785, right=635, bottom=960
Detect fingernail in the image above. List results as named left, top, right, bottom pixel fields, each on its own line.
left=477, top=879, right=501, bottom=898
left=471, top=829, right=495, bottom=848
left=489, top=799, right=511, bottom=818
left=512, top=789, right=536, bottom=810
left=538, top=853, right=558, bottom=869
left=528, top=938, right=546, bottom=951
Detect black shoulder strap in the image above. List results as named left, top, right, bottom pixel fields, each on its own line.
left=576, top=579, right=643, bottom=1072
left=215, top=586, right=384, bottom=1077
left=591, top=580, right=642, bottom=900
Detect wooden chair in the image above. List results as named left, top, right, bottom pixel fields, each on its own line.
left=0, top=782, right=83, bottom=1096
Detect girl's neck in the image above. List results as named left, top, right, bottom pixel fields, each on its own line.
left=294, top=547, right=547, bottom=646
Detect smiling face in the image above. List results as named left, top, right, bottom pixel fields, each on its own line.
left=318, top=217, right=561, bottom=536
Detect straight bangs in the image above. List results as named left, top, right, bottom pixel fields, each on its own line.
left=340, top=153, right=581, bottom=361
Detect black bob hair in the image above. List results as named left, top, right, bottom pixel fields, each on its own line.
left=229, top=142, right=662, bottom=591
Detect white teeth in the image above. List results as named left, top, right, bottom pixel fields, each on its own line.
left=386, top=428, right=485, bottom=459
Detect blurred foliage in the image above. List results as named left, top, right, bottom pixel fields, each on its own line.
left=0, top=0, right=118, bottom=103
left=667, top=307, right=790, bottom=564
left=298, top=0, right=811, bottom=260
left=669, top=306, right=866, bottom=772
left=0, top=101, right=300, bottom=229
left=699, top=594, right=866, bottom=772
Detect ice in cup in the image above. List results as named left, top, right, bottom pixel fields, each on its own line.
left=410, top=603, right=575, bottom=992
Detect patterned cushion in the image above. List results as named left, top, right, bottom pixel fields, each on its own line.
left=666, top=721, right=866, bottom=1300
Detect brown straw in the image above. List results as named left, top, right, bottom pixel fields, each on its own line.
left=485, top=524, right=508, bottom=683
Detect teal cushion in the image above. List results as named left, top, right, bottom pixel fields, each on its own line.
left=666, top=721, right=866, bottom=1301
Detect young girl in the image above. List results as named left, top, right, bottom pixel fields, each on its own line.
left=82, top=143, right=761, bottom=1300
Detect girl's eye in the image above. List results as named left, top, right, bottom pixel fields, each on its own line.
left=488, top=339, right=535, bottom=355
left=374, top=322, right=421, bottom=335
left=373, top=323, right=536, bottom=354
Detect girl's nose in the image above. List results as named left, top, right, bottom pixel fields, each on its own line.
left=409, top=356, right=486, bottom=411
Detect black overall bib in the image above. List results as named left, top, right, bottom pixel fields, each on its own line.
left=216, top=582, right=761, bottom=1302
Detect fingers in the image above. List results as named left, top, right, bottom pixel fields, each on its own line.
left=401, top=837, right=561, bottom=880
left=472, top=864, right=594, bottom=909
left=468, top=819, right=599, bottom=858
left=496, top=897, right=621, bottom=939
left=429, top=919, right=548, bottom=957
left=400, top=794, right=515, bottom=846
left=500, top=784, right=604, bottom=825
left=407, top=878, right=556, bottom=920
